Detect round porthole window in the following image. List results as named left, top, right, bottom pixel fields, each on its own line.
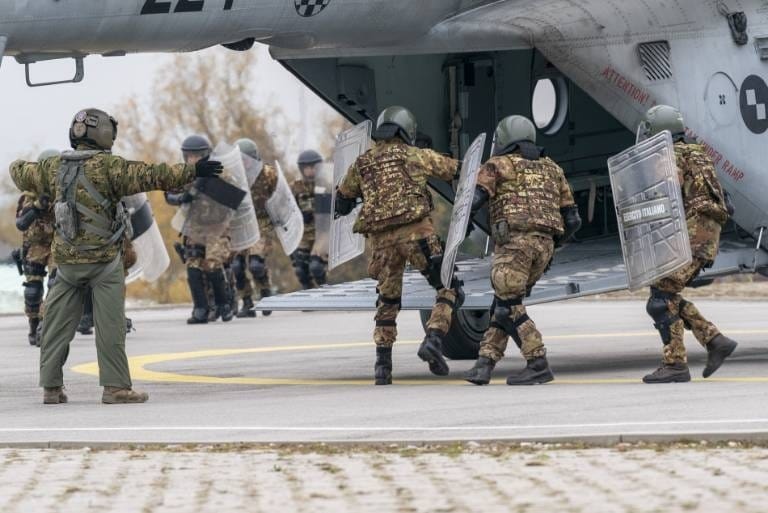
left=532, top=77, right=568, bottom=135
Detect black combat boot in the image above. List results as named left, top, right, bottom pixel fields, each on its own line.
left=260, top=288, right=273, bottom=317
left=207, top=270, right=234, bottom=322
left=237, top=296, right=257, bottom=318
left=186, top=268, right=209, bottom=325
left=77, top=289, right=94, bottom=335
left=375, top=346, right=393, bottom=386
left=126, top=318, right=134, bottom=334
left=642, top=362, right=691, bottom=384
left=465, top=357, right=496, bottom=386
left=703, top=335, right=738, bottom=378
left=506, top=356, right=554, bottom=385
left=28, top=318, right=40, bottom=346
left=417, top=329, right=450, bottom=376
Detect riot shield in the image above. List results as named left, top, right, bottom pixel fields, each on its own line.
left=123, top=193, right=170, bottom=284
left=171, top=143, right=249, bottom=246
left=266, top=162, right=304, bottom=255
left=243, top=153, right=264, bottom=187
left=441, top=133, right=486, bottom=289
left=312, top=162, right=334, bottom=260
left=607, top=130, right=691, bottom=290
left=224, top=144, right=260, bottom=251
left=329, top=120, right=372, bottom=271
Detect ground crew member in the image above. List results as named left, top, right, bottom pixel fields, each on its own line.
left=232, top=138, right=278, bottom=318
left=464, top=115, right=581, bottom=386
left=165, top=135, right=234, bottom=325
left=335, top=106, right=465, bottom=385
left=14, top=149, right=58, bottom=345
left=638, top=105, right=738, bottom=383
left=291, top=149, right=327, bottom=289
left=10, top=108, right=222, bottom=404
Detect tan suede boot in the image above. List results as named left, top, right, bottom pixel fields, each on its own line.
left=102, top=387, right=149, bottom=404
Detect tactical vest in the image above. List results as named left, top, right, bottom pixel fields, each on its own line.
left=54, top=151, right=131, bottom=251
left=355, top=144, right=433, bottom=234
left=489, top=154, right=564, bottom=237
left=676, top=143, right=729, bottom=226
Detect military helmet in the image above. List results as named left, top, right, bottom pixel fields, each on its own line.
left=492, top=115, right=537, bottom=156
left=374, top=106, right=418, bottom=145
left=69, top=108, right=118, bottom=150
left=235, top=138, right=261, bottom=161
left=181, top=134, right=212, bottom=160
left=638, top=105, right=686, bottom=140
left=297, top=149, right=323, bottom=167
left=37, top=149, right=60, bottom=161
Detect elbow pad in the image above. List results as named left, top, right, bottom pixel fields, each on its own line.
left=471, top=186, right=489, bottom=215
left=15, top=207, right=40, bottom=232
left=560, top=205, right=582, bottom=243
left=334, top=191, right=357, bottom=218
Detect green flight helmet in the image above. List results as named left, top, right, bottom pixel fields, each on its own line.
left=374, top=106, right=418, bottom=145
left=639, top=105, right=686, bottom=140
left=492, top=115, right=537, bottom=156
left=236, top=138, right=261, bottom=161
left=37, top=149, right=60, bottom=161
left=69, top=108, right=118, bottom=150
left=181, top=134, right=212, bottom=161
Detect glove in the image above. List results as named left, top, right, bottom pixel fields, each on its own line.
left=195, top=156, right=223, bottom=178
left=466, top=222, right=475, bottom=238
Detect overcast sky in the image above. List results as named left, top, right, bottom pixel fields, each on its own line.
left=0, top=45, right=328, bottom=172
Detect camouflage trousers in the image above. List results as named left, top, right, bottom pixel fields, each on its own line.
left=479, top=233, right=554, bottom=362
left=23, top=241, right=53, bottom=321
left=650, top=258, right=721, bottom=364
left=367, top=233, right=456, bottom=348
left=235, top=223, right=274, bottom=300
left=186, top=236, right=231, bottom=272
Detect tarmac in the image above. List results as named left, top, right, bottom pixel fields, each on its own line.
left=1, top=300, right=767, bottom=446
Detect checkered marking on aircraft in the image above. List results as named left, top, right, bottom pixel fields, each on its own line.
left=746, top=89, right=767, bottom=121
left=295, top=0, right=331, bottom=17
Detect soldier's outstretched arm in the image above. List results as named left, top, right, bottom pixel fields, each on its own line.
left=9, top=160, right=48, bottom=197
left=108, top=157, right=197, bottom=198
left=417, top=149, right=460, bottom=182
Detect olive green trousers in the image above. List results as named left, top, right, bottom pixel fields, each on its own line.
left=39, top=258, right=131, bottom=388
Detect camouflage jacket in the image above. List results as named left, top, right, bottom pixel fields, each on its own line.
left=10, top=151, right=194, bottom=264
left=17, top=193, right=55, bottom=247
left=477, top=153, right=575, bottom=238
left=338, top=139, right=458, bottom=235
left=251, top=163, right=278, bottom=219
left=675, top=143, right=729, bottom=226
left=291, top=177, right=316, bottom=251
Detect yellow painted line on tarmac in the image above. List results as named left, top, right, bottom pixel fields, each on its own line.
left=71, top=328, right=768, bottom=386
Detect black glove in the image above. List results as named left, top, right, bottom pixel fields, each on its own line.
left=195, top=156, right=223, bottom=178
left=334, top=190, right=358, bottom=218
left=466, top=222, right=476, bottom=238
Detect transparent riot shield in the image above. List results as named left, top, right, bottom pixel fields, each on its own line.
left=224, top=145, right=260, bottom=251
left=607, top=130, right=691, bottom=290
left=267, top=162, right=304, bottom=255
left=441, top=133, right=486, bottom=289
left=312, top=162, right=334, bottom=260
left=243, top=153, right=264, bottom=187
left=123, top=193, right=170, bottom=284
left=171, top=143, right=249, bottom=246
left=329, top=120, right=372, bottom=271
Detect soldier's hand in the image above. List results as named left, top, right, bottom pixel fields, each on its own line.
left=195, top=157, right=224, bottom=178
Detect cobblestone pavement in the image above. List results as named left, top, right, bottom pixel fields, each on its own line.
left=0, top=444, right=767, bottom=513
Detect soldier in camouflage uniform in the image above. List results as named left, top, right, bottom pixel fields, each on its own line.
left=13, top=149, right=59, bottom=345
left=165, top=135, right=234, bottom=325
left=232, top=138, right=278, bottom=318
left=464, top=116, right=581, bottom=386
left=638, top=106, right=737, bottom=384
left=10, top=108, right=222, bottom=404
left=335, top=106, right=464, bottom=385
left=291, top=150, right=327, bottom=289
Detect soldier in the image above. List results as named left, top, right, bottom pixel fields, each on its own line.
left=165, top=135, right=234, bottom=325
left=14, top=149, right=58, bottom=346
left=10, top=108, right=222, bottom=404
left=335, top=106, right=465, bottom=385
left=291, top=149, right=327, bottom=289
left=232, top=138, right=278, bottom=318
left=637, top=105, right=737, bottom=383
left=464, top=115, right=581, bottom=386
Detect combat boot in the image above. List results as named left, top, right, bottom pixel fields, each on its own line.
left=207, top=308, right=219, bottom=322
left=102, top=387, right=149, bottom=404
left=43, top=386, right=68, bottom=404
left=506, top=356, right=554, bottom=385
left=703, top=335, right=738, bottom=378
left=260, top=288, right=273, bottom=317
left=417, top=329, right=450, bottom=376
left=187, top=308, right=209, bottom=324
left=464, top=357, right=496, bottom=386
left=187, top=268, right=209, bottom=324
left=375, top=346, right=393, bottom=385
left=28, top=318, right=40, bottom=346
left=237, top=296, right=256, bottom=318
left=77, top=313, right=94, bottom=335
left=218, top=304, right=234, bottom=322
left=126, top=318, right=134, bottom=334
left=207, top=270, right=233, bottom=322
left=642, top=363, right=691, bottom=384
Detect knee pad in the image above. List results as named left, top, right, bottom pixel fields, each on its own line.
left=420, top=255, right=444, bottom=290
left=248, top=256, right=268, bottom=280
left=23, top=281, right=44, bottom=309
left=231, top=255, right=247, bottom=290
left=646, top=289, right=679, bottom=344
left=23, top=261, right=47, bottom=279
left=309, top=256, right=326, bottom=282
left=377, top=294, right=402, bottom=311
left=490, top=296, right=527, bottom=347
